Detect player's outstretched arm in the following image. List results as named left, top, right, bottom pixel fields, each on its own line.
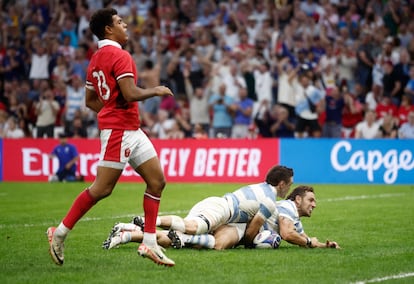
left=118, top=77, right=173, bottom=102
left=307, top=237, right=341, bottom=249
left=323, top=240, right=340, bottom=249
left=279, top=216, right=340, bottom=249
left=279, top=216, right=310, bottom=247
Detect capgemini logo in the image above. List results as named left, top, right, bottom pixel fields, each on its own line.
left=330, top=141, right=414, bottom=184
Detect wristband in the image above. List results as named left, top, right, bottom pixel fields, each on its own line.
left=306, top=237, right=312, bottom=248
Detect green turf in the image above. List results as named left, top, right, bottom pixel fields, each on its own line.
left=0, top=182, right=413, bottom=284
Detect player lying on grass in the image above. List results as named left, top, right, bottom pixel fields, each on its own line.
left=101, top=162, right=295, bottom=251
left=101, top=221, right=182, bottom=250
left=263, top=185, right=340, bottom=249
left=103, top=186, right=340, bottom=250
left=102, top=217, right=246, bottom=250
left=146, top=165, right=294, bottom=246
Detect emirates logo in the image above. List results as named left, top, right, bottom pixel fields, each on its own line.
left=125, top=148, right=131, bottom=157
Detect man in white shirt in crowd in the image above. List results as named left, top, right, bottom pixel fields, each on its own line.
left=398, top=111, right=414, bottom=138
left=294, top=72, right=325, bottom=138
left=35, top=88, right=60, bottom=138
left=354, top=109, right=380, bottom=139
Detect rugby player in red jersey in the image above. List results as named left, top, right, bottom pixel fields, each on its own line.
left=47, top=8, right=175, bottom=267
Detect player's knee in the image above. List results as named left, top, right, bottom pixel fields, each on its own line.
left=180, top=220, right=198, bottom=234
left=147, top=177, right=166, bottom=194
left=182, top=220, right=196, bottom=234
left=89, top=186, right=113, bottom=200
left=100, top=189, right=113, bottom=199
left=194, top=219, right=209, bottom=235
left=214, top=242, right=226, bottom=250
left=184, top=226, right=197, bottom=235
left=157, top=177, right=166, bottom=190
left=213, top=234, right=235, bottom=250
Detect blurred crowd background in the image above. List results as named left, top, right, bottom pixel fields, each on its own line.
left=1, top=0, right=414, bottom=140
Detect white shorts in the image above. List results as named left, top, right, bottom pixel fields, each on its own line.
left=226, top=223, right=247, bottom=242
left=185, top=196, right=232, bottom=233
left=98, top=128, right=157, bottom=170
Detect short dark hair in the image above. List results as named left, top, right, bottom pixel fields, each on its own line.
left=286, top=185, right=314, bottom=201
left=89, top=8, right=118, bottom=40
left=265, top=165, right=294, bottom=186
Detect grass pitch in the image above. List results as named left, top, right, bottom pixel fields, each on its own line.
left=0, top=182, right=413, bottom=284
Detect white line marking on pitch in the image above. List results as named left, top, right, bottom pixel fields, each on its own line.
left=78, top=209, right=189, bottom=224
left=351, top=272, right=414, bottom=283
left=0, top=193, right=408, bottom=229
left=321, top=193, right=405, bottom=202
left=0, top=210, right=189, bottom=229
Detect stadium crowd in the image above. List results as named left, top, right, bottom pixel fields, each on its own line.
left=0, top=0, right=414, bottom=139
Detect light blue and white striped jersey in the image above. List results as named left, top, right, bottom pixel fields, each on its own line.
left=224, top=182, right=277, bottom=223
left=264, top=199, right=304, bottom=235
left=65, top=86, right=85, bottom=121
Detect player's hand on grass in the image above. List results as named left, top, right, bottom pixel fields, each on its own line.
left=326, top=240, right=340, bottom=249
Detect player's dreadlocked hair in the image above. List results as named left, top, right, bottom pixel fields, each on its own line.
left=89, top=8, right=118, bottom=40
left=265, top=165, right=294, bottom=186
left=286, top=185, right=314, bottom=201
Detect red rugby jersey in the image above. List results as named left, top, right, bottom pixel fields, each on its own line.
left=86, top=40, right=140, bottom=130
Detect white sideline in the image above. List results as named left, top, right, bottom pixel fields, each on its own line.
left=321, top=193, right=405, bottom=202
left=0, top=210, right=189, bottom=229
left=351, top=272, right=414, bottom=284
left=0, top=193, right=407, bottom=229
left=78, top=209, right=189, bottom=223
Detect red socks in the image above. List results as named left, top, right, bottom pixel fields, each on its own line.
left=143, top=192, right=161, bottom=233
left=62, top=189, right=97, bottom=229
left=61, top=189, right=160, bottom=234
